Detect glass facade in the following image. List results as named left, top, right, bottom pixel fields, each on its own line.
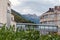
left=17, top=23, right=58, bottom=32
left=39, top=25, right=58, bottom=32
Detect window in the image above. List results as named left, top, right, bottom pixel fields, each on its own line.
left=49, top=27, right=53, bottom=30
left=49, top=14, right=56, bottom=18
left=40, top=22, right=42, bottom=24
left=7, top=10, right=10, bottom=13
left=45, top=26, right=49, bottom=30
left=57, top=21, right=60, bottom=24
left=40, top=26, right=45, bottom=29
left=8, top=3, right=10, bottom=7
left=47, top=21, right=55, bottom=24
left=43, top=15, right=48, bottom=19
left=58, top=14, right=60, bottom=17
left=45, top=26, right=48, bottom=29
left=53, top=27, right=57, bottom=29
left=11, top=17, right=14, bottom=21
left=44, top=21, right=47, bottom=24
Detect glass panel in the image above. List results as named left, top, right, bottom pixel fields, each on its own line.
left=49, top=27, right=53, bottom=30
left=45, top=26, right=48, bottom=29
left=53, top=27, right=57, bottom=29
left=40, top=26, right=45, bottom=29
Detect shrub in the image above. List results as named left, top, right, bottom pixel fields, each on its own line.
left=0, top=25, right=60, bottom=40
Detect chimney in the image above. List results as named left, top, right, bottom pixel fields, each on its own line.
left=55, top=6, right=60, bottom=11
left=55, top=6, right=57, bottom=10
left=49, top=8, right=54, bottom=12
left=49, top=8, right=52, bottom=11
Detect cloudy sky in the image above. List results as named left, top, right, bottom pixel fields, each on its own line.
left=9, top=0, right=60, bottom=16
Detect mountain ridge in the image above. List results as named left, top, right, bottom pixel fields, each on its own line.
left=22, top=14, right=40, bottom=24
left=11, top=9, right=34, bottom=23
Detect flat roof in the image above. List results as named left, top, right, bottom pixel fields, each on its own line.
left=17, top=23, right=58, bottom=26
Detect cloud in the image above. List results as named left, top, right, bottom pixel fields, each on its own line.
left=9, top=0, right=60, bottom=16
left=22, top=7, right=32, bottom=13
left=9, top=0, right=21, bottom=6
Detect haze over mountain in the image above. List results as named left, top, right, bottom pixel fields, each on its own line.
left=22, top=14, right=40, bottom=24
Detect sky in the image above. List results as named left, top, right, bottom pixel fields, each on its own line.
left=9, top=0, right=60, bottom=16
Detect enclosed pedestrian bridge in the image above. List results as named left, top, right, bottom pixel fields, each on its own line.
left=16, top=23, right=58, bottom=34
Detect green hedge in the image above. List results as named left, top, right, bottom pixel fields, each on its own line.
left=0, top=25, right=60, bottom=40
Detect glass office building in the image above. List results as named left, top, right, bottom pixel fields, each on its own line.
left=16, top=23, right=58, bottom=35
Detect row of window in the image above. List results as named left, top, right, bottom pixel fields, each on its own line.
left=17, top=24, right=57, bottom=28
left=39, top=26, right=57, bottom=29
left=41, top=20, right=60, bottom=24
left=39, top=26, right=58, bottom=32
left=41, top=21, right=56, bottom=24
left=17, top=24, right=58, bottom=32
left=41, top=14, right=56, bottom=19
left=41, top=14, right=60, bottom=19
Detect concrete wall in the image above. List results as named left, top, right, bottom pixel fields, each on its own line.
left=0, top=0, right=8, bottom=24
left=0, top=0, right=11, bottom=27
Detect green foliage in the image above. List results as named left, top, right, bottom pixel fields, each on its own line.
left=11, top=9, right=34, bottom=23
left=0, top=25, right=60, bottom=40
left=0, top=25, right=40, bottom=40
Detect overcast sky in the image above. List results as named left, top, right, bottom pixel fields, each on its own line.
left=9, top=0, right=60, bottom=16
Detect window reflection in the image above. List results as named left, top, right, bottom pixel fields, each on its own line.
left=39, top=26, right=57, bottom=31
left=40, top=26, right=45, bottom=29
left=45, top=26, right=48, bottom=29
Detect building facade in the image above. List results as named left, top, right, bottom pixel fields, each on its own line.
left=16, top=23, right=58, bottom=35
left=0, top=0, right=16, bottom=27
left=0, top=0, right=11, bottom=26
left=40, top=6, right=60, bottom=34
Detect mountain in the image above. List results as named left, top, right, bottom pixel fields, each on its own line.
left=22, top=14, right=40, bottom=24
left=11, top=9, right=34, bottom=23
